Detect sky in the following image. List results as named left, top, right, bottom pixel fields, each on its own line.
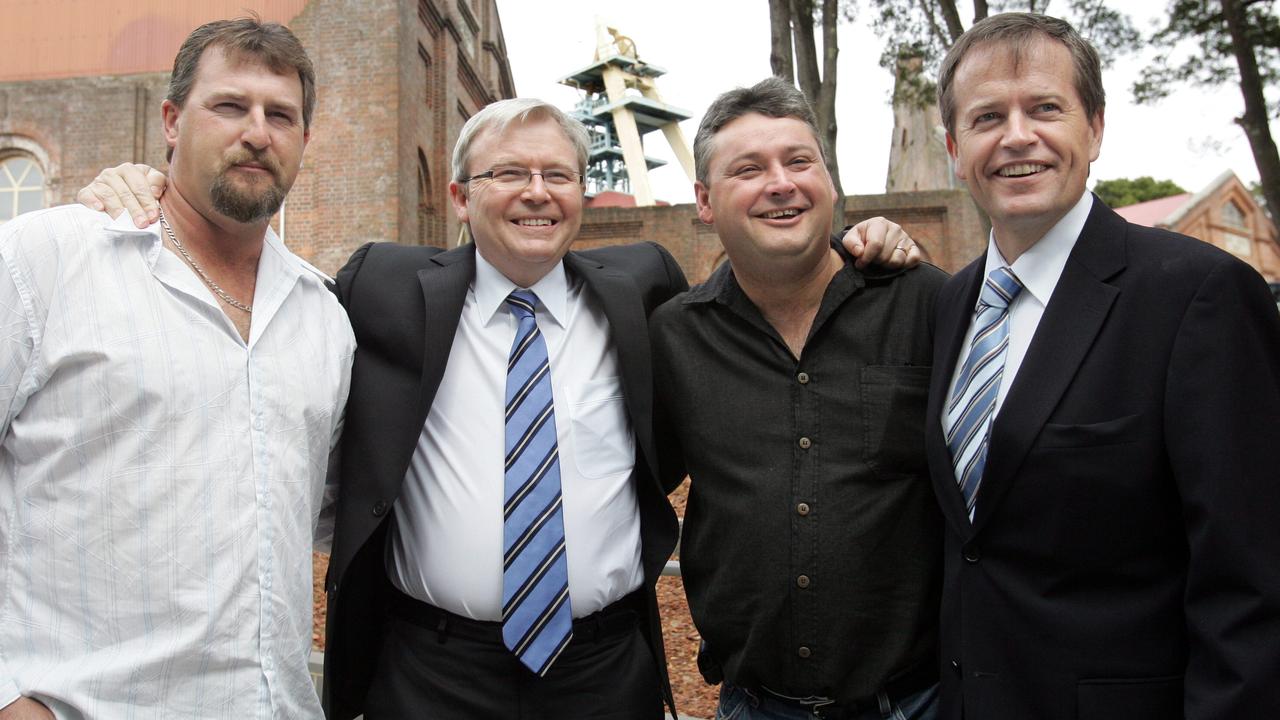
left=494, top=0, right=1267, bottom=206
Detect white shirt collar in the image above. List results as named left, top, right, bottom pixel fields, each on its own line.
left=100, top=211, right=306, bottom=283
left=983, top=191, right=1093, bottom=308
left=473, top=249, right=568, bottom=328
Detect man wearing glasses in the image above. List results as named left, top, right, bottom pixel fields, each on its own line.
left=322, top=98, right=686, bottom=719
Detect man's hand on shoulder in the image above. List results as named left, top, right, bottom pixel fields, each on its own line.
left=75, top=163, right=168, bottom=229
left=840, top=216, right=923, bottom=270
left=0, top=697, right=54, bottom=720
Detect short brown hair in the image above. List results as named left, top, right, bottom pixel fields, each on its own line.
left=693, top=77, right=827, bottom=186
left=166, top=17, right=316, bottom=159
left=937, top=13, right=1104, bottom=137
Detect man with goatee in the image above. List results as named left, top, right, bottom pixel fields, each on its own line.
left=0, top=18, right=353, bottom=720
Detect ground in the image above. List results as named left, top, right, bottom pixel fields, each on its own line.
left=311, top=479, right=720, bottom=718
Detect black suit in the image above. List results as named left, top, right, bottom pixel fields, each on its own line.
left=925, top=198, right=1280, bottom=719
left=321, top=240, right=687, bottom=719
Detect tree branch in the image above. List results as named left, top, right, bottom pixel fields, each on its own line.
left=973, top=0, right=989, bottom=24
left=1222, top=0, right=1280, bottom=241
left=792, top=0, right=822, bottom=103
left=819, top=0, right=844, bottom=204
left=937, top=0, right=965, bottom=41
left=769, top=0, right=795, bottom=82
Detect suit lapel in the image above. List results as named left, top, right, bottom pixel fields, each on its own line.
left=563, top=252, right=659, bottom=482
left=928, top=259, right=986, bottom=538
left=416, top=244, right=476, bottom=418
left=970, top=201, right=1127, bottom=533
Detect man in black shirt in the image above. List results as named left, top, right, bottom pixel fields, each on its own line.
left=652, top=77, right=945, bottom=719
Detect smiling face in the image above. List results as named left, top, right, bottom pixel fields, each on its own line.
left=449, top=116, right=584, bottom=288
left=164, top=46, right=309, bottom=225
left=946, top=35, right=1104, bottom=257
left=695, top=113, right=836, bottom=271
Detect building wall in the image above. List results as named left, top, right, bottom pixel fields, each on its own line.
left=1167, top=177, right=1279, bottom=284
left=0, top=0, right=515, bottom=276
left=0, top=74, right=171, bottom=213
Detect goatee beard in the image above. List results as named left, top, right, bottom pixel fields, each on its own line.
left=210, top=174, right=285, bottom=224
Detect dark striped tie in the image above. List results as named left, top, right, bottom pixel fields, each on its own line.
left=943, top=267, right=1024, bottom=521
left=501, top=290, right=573, bottom=675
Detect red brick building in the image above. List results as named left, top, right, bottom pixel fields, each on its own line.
left=1115, top=170, right=1279, bottom=286
left=0, top=0, right=515, bottom=274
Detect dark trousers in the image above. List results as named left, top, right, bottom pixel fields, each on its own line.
left=364, top=589, right=665, bottom=720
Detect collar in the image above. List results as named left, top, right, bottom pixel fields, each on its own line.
left=102, top=210, right=164, bottom=262
left=685, top=236, right=865, bottom=306
left=101, top=210, right=309, bottom=280
left=983, top=191, right=1092, bottom=308
left=474, top=249, right=568, bottom=328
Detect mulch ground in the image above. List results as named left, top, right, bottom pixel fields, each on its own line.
left=311, top=479, right=720, bottom=719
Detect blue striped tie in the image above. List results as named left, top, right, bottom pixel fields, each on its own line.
left=943, top=267, right=1024, bottom=521
left=502, top=290, right=573, bottom=675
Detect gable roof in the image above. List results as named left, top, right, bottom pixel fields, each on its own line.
left=1113, top=192, right=1193, bottom=227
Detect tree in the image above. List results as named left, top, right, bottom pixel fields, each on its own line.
left=855, top=0, right=1138, bottom=104
left=770, top=0, right=845, bottom=227
left=1134, top=0, right=1280, bottom=249
left=1092, top=176, right=1187, bottom=208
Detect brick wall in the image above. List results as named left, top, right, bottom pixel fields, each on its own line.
left=0, top=0, right=515, bottom=276
left=0, top=74, right=171, bottom=210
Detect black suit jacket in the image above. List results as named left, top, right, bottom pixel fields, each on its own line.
left=925, top=198, right=1280, bottom=720
left=321, top=240, right=688, bottom=720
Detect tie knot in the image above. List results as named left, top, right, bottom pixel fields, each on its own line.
left=506, top=290, right=538, bottom=320
left=979, top=266, right=1023, bottom=311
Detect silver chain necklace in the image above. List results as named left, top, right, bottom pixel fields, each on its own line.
left=157, top=207, right=253, bottom=313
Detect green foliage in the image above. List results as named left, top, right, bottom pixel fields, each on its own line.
left=1133, top=0, right=1280, bottom=115
left=850, top=0, right=1138, bottom=106
left=1092, top=176, right=1187, bottom=208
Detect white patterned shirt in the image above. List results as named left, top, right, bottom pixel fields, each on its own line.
left=0, top=207, right=354, bottom=719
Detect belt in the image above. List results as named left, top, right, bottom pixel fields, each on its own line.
left=751, top=659, right=938, bottom=719
left=387, top=587, right=644, bottom=645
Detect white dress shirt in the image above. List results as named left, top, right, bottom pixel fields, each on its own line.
left=0, top=207, right=355, bottom=719
left=944, top=191, right=1094, bottom=420
left=387, top=248, right=643, bottom=621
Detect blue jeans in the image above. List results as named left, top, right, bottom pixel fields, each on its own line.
left=714, top=681, right=938, bottom=720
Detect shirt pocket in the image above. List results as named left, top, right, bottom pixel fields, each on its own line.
left=568, top=376, right=635, bottom=479
left=860, top=365, right=931, bottom=478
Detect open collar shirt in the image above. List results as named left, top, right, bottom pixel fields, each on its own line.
left=0, top=207, right=354, bottom=719
left=945, top=191, right=1092, bottom=418
left=651, top=241, right=945, bottom=705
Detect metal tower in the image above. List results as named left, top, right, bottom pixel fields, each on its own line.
left=559, top=23, right=695, bottom=206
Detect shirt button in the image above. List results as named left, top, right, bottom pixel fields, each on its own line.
left=797, top=372, right=810, bottom=384
left=796, top=574, right=810, bottom=589
left=798, top=437, right=812, bottom=450
left=796, top=502, right=810, bottom=516
left=797, top=646, right=812, bottom=659
left=372, top=500, right=389, bottom=517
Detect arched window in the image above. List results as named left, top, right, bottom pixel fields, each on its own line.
left=418, top=149, right=436, bottom=246
left=1221, top=200, right=1247, bottom=229
left=0, top=155, right=45, bottom=223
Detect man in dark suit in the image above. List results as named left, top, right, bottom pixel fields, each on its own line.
left=321, top=98, right=684, bottom=719
left=927, top=12, right=1280, bottom=719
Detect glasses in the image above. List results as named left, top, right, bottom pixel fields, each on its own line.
left=462, top=165, right=584, bottom=190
